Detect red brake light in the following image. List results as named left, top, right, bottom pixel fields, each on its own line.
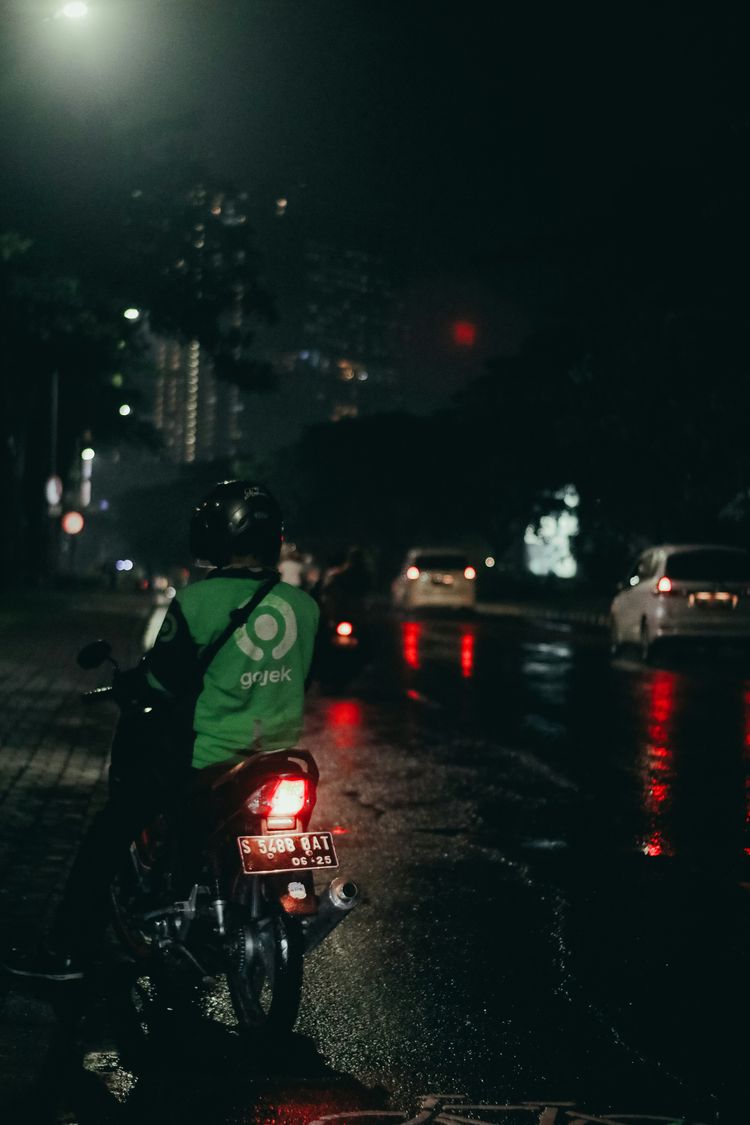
left=656, top=576, right=673, bottom=594
left=406, top=566, right=420, bottom=580
left=247, top=777, right=309, bottom=817
left=269, top=779, right=308, bottom=817
left=464, top=566, right=476, bottom=580
left=336, top=621, right=353, bottom=637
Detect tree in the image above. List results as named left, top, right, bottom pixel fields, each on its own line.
left=0, top=233, right=150, bottom=583
left=121, top=169, right=277, bottom=392
left=0, top=145, right=278, bottom=585
left=275, top=412, right=456, bottom=575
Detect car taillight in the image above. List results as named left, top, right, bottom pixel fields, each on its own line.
left=336, top=621, right=354, bottom=637
left=247, top=777, right=309, bottom=817
left=655, top=576, right=673, bottom=594
left=464, top=566, right=476, bottom=580
left=406, top=566, right=420, bottom=580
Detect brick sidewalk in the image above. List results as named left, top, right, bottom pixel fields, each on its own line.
left=0, top=592, right=153, bottom=1118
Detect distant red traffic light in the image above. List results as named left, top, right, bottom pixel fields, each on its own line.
left=61, top=511, right=84, bottom=535
left=452, top=320, right=477, bottom=347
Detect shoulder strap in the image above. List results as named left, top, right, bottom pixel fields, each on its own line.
left=197, top=575, right=280, bottom=677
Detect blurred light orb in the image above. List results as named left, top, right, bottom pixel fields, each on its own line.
left=123, top=307, right=141, bottom=321
left=62, top=511, right=84, bottom=535
left=452, top=320, right=477, bottom=347
left=62, top=2, right=88, bottom=18
left=118, top=404, right=131, bottom=416
left=485, top=556, right=495, bottom=567
left=80, top=447, right=95, bottom=461
left=115, top=559, right=134, bottom=572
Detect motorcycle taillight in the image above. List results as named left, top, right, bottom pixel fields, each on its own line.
left=246, top=777, right=309, bottom=817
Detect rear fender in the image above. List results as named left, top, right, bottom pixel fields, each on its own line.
left=196, top=749, right=319, bottom=843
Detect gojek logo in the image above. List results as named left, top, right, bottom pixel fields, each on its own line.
left=234, top=594, right=297, bottom=662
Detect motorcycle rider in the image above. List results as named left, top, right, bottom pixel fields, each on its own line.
left=5, top=480, right=320, bottom=981
left=318, top=545, right=372, bottom=622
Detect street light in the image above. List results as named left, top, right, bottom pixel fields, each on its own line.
left=123, top=307, right=141, bottom=321
left=118, top=404, right=131, bottom=416
left=60, top=3, right=89, bottom=18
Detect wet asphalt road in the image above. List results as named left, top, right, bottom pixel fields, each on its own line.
left=49, top=609, right=750, bottom=1123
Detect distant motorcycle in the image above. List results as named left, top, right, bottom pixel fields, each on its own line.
left=78, top=640, right=358, bottom=1033
left=313, top=552, right=373, bottom=692
left=315, top=608, right=371, bottom=692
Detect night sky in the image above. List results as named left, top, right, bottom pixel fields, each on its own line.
left=2, top=1, right=746, bottom=409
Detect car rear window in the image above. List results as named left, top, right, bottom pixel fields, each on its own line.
left=413, top=553, right=468, bottom=571
left=665, top=550, right=750, bottom=581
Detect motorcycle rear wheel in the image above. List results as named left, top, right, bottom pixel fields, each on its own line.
left=226, top=888, right=303, bottom=1033
left=111, top=868, right=154, bottom=962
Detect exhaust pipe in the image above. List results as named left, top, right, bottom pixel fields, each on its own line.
left=302, top=877, right=359, bottom=953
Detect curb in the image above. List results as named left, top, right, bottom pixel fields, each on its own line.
left=477, top=601, right=610, bottom=630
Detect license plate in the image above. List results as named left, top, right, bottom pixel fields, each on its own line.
left=237, top=831, right=339, bottom=875
left=689, top=591, right=738, bottom=610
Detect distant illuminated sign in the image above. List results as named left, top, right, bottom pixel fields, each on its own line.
left=524, top=485, right=580, bottom=578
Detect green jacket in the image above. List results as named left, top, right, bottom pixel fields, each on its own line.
left=143, top=568, right=320, bottom=769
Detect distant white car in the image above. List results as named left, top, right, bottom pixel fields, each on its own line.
left=392, top=548, right=477, bottom=611
left=610, top=543, right=750, bottom=659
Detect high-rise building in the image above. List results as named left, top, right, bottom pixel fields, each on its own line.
left=146, top=187, right=410, bottom=461
left=152, top=336, right=243, bottom=464
left=145, top=186, right=255, bottom=464
left=294, top=240, right=405, bottom=422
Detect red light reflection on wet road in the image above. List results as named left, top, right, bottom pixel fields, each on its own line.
left=743, top=689, right=750, bottom=855
left=639, top=671, right=677, bottom=858
left=401, top=620, right=421, bottom=670
left=324, top=699, right=363, bottom=773
left=460, top=630, right=475, bottom=679
left=328, top=700, right=362, bottom=729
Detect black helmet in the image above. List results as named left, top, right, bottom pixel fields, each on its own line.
left=190, top=480, right=283, bottom=568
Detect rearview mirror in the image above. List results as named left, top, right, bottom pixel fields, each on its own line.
left=77, top=640, right=113, bottom=670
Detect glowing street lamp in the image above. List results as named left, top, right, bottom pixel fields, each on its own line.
left=118, top=404, right=131, bottom=416
left=61, top=2, right=88, bottom=18
left=81, top=446, right=95, bottom=461
left=123, top=307, right=141, bottom=321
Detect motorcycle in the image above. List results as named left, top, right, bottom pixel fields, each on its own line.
left=77, top=639, right=358, bottom=1033
left=314, top=613, right=371, bottom=694
left=313, top=580, right=372, bottom=693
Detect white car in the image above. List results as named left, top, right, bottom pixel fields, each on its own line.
left=610, top=543, right=750, bottom=659
left=392, top=548, right=477, bottom=611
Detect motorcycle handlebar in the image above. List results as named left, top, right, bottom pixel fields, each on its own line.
left=80, top=685, right=114, bottom=703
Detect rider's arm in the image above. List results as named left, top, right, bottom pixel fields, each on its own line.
left=140, top=598, right=200, bottom=699
left=112, top=598, right=199, bottom=705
